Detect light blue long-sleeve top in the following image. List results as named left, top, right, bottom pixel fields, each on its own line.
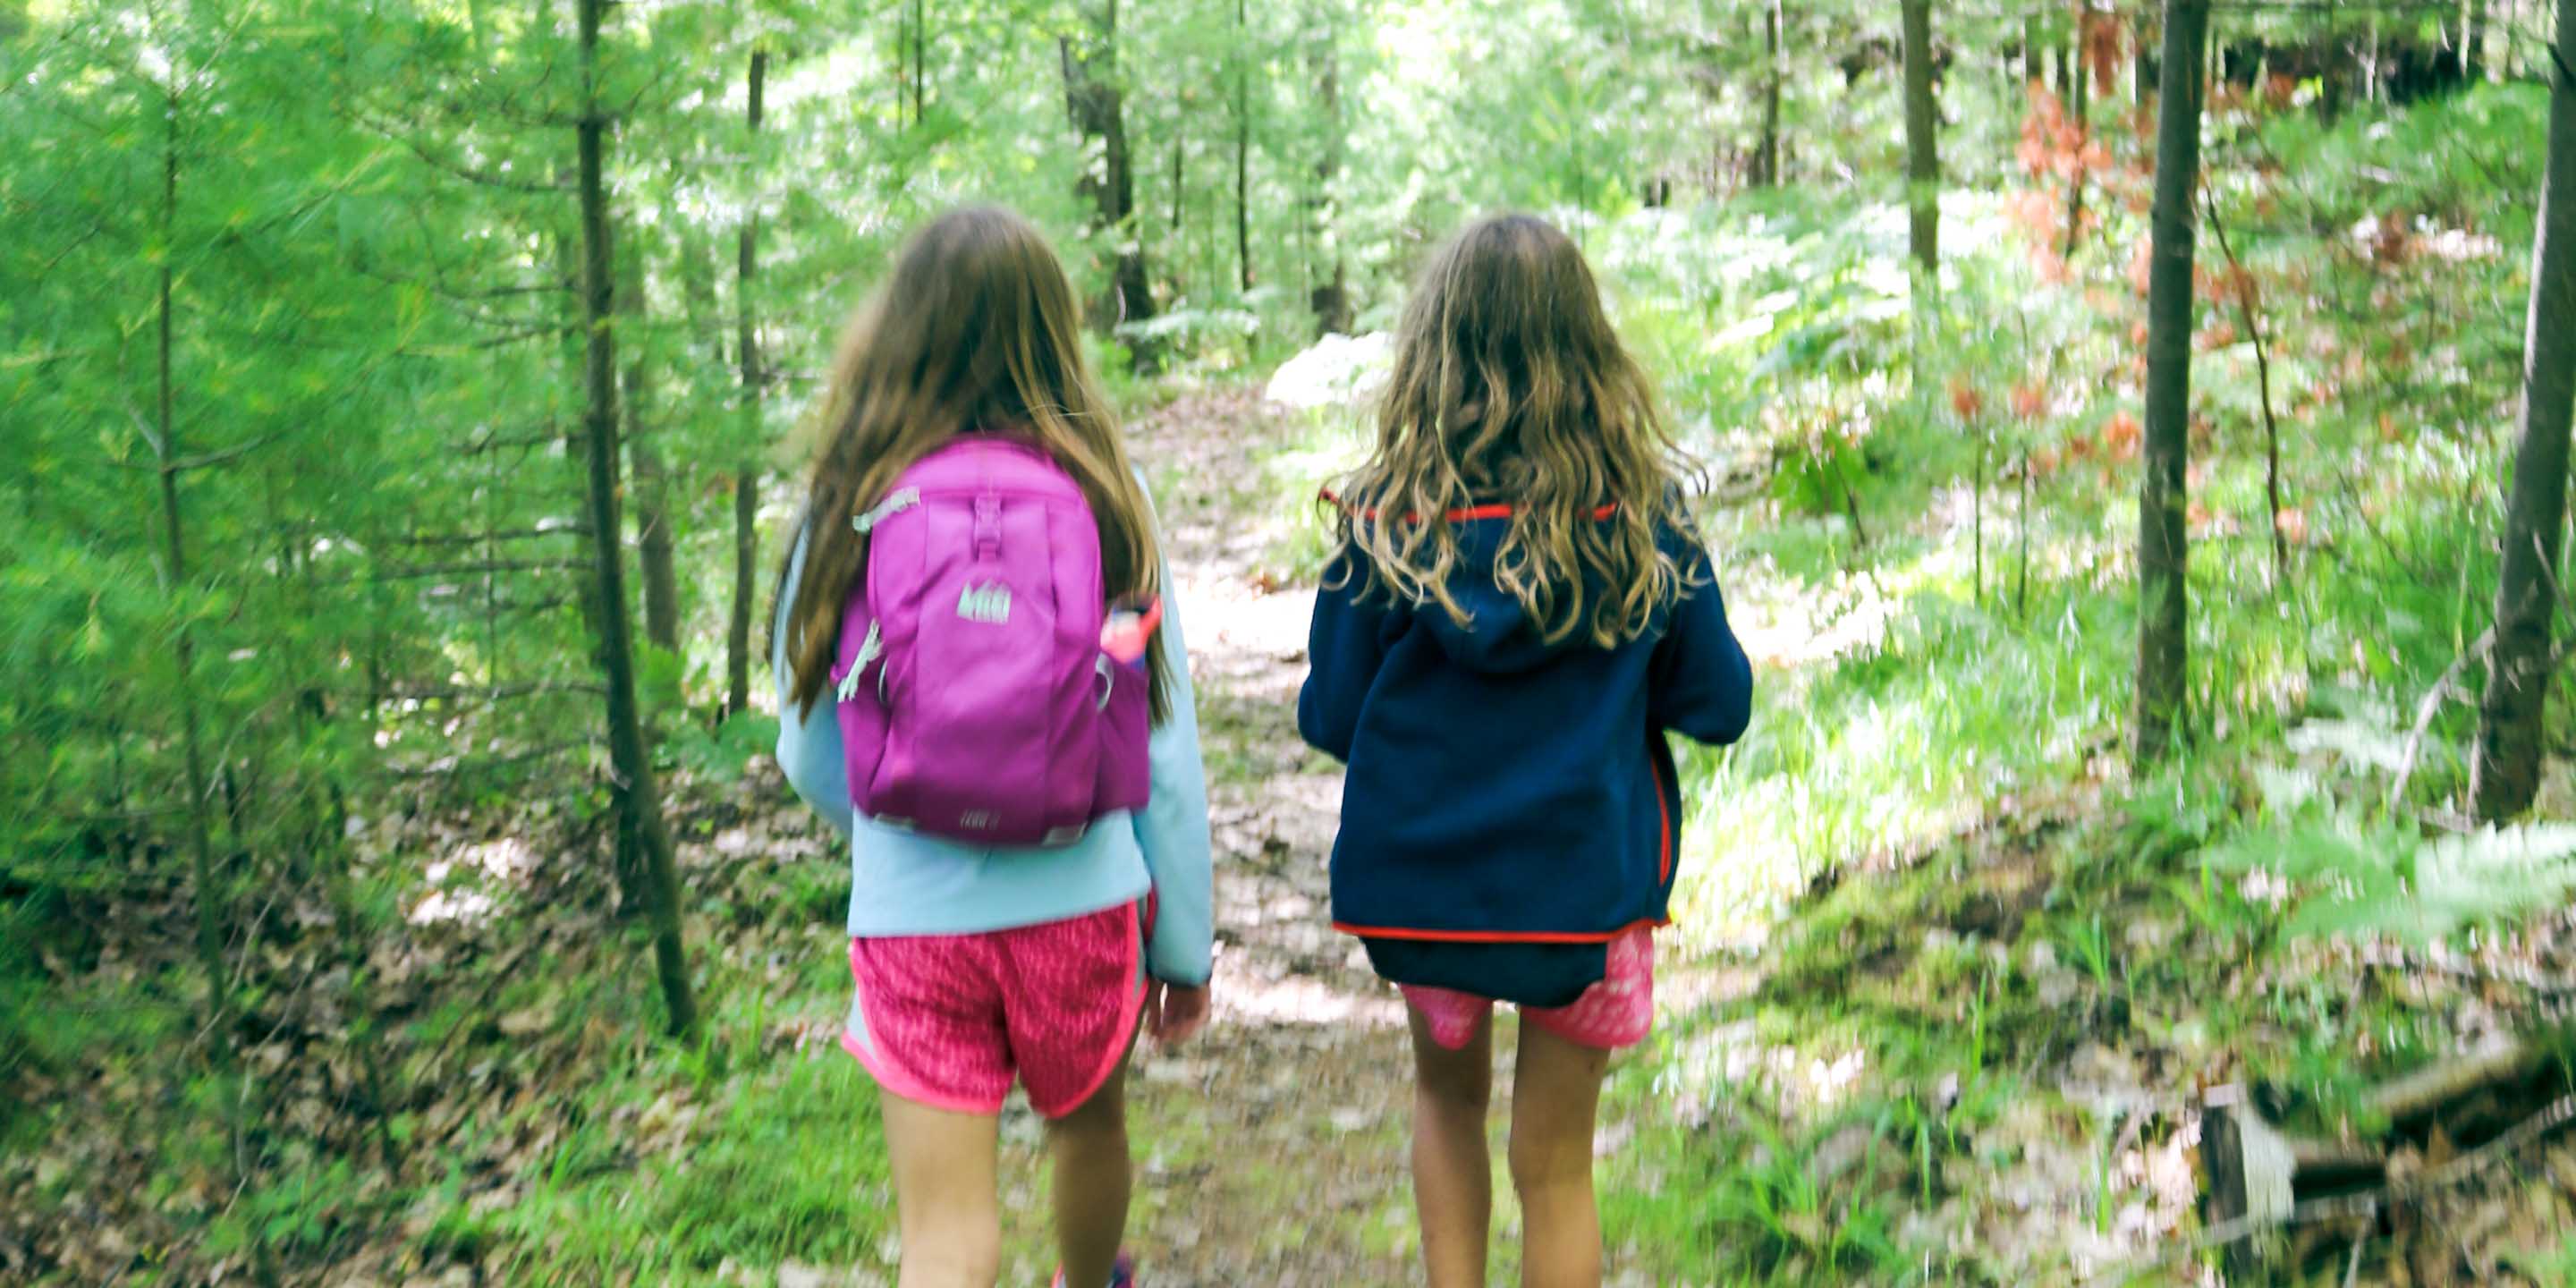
left=771, top=503, right=1216, bottom=987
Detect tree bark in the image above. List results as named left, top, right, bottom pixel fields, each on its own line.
left=726, top=50, right=766, bottom=720
left=1756, top=0, right=1783, bottom=186
left=1307, top=8, right=1350, bottom=336
left=151, top=79, right=231, bottom=1056
left=2463, top=0, right=2488, bottom=83
left=2366, top=15, right=2382, bottom=104
left=2071, top=25, right=2090, bottom=131
left=1234, top=0, right=1253, bottom=292
left=2204, top=194, right=2290, bottom=586
left=911, top=0, right=927, bottom=124
left=2137, top=10, right=2157, bottom=108
left=2471, top=0, right=2576, bottom=820
left=682, top=228, right=724, bottom=371
left=576, top=0, right=699, bottom=1039
left=1900, top=0, right=1938, bottom=274
left=2134, top=0, right=2210, bottom=767
left=1058, top=0, right=1161, bottom=365
left=620, top=236, right=682, bottom=656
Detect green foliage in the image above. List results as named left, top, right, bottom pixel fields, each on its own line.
left=4, top=0, right=2566, bottom=1278
left=2206, top=814, right=2576, bottom=946
left=666, top=712, right=782, bottom=785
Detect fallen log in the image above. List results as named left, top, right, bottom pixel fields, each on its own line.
left=2198, top=1025, right=2576, bottom=1281
left=2364, top=1037, right=2549, bottom=1127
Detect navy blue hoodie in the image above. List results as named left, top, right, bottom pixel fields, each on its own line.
left=1298, top=511, right=1753, bottom=1002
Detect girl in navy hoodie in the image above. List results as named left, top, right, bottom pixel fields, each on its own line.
left=1299, top=214, right=1752, bottom=1288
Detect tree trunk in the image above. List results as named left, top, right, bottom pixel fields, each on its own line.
left=2137, top=10, right=2157, bottom=108
left=682, top=228, right=724, bottom=371
left=2323, top=1, right=2349, bottom=120
left=1307, top=9, right=1350, bottom=336
left=2134, top=0, right=2210, bottom=767
left=1234, top=0, right=1253, bottom=293
left=2504, top=0, right=2520, bottom=80
left=576, top=0, right=699, bottom=1039
left=2366, top=15, right=2382, bottom=104
left=620, top=238, right=682, bottom=656
left=1058, top=0, right=1161, bottom=365
left=151, top=80, right=231, bottom=1055
left=2205, top=192, right=2290, bottom=585
left=2026, top=13, right=2046, bottom=87
left=2463, top=0, right=2489, bottom=82
left=1973, top=440, right=1986, bottom=605
left=725, top=50, right=766, bottom=720
left=1756, top=0, right=1783, bottom=186
left=2071, top=27, right=2091, bottom=131
left=1900, top=0, right=1938, bottom=274
left=2470, top=0, right=2576, bottom=820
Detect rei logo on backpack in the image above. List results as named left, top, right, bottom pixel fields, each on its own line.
left=828, top=438, right=1152, bottom=846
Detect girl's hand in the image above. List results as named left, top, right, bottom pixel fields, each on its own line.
left=1144, top=980, right=1211, bottom=1046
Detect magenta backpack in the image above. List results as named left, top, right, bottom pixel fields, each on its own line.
left=828, top=436, right=1152, bottom=845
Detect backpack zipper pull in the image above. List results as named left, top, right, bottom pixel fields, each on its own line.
left=972, top=492, right=1004, bottom=558
left=835, top=620, right=884, bottom=702
left=853, top=488, right=920, bottom=535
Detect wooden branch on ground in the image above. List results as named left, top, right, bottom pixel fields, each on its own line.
left=2365, top=1038, right=2552, bottom=1126
left=2200, top=1026, right=2576, bottom=1276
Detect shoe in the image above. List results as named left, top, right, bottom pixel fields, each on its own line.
left=1050, top=1253, right=1136, bottom=1288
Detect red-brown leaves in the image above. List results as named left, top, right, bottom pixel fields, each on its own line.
left=1951, top=381, right=1987, bottom=421
left=2081, top=9, right=2127, bottom=96
left=2100, top=411, right=2142, bottom=461
left=2012, top=383, right=2050, bottom=420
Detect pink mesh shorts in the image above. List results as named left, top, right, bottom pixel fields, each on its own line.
left=842, top=902, right=1145, bottom=1119
left=1402, top=927, right=1657, bottom=1052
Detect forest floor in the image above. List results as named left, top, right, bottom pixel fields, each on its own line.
left=691, top=386, right=2576, bottom=1287
left=16, top=386, right=2576, bottom=1287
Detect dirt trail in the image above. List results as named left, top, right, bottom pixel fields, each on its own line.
left=990, top=391, right=1424, bottom=1285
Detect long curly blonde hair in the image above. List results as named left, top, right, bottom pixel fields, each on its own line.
left=1329, top=214, right=1697, bottom=648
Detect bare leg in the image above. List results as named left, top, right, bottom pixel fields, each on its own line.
left=1508, top=1023, right=1611, bottom=1288
left=1044, top=1053, right=1134, bottom=1288
left=879, top=1091, right=1004, bottom=1288
left=1408, top=1006, right=1495, bottom=1288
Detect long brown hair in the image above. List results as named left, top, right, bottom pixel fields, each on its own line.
left=1329, top=214, right=1697, bottom=648
left=777, top=205, right=1167, bottom=720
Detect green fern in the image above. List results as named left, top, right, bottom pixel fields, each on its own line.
left=2205, top=817, right=2576, bottom=945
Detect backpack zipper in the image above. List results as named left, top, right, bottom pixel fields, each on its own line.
left=852, top=488, right=920, bottom=535
left=834, top=620, right=884, bottom=702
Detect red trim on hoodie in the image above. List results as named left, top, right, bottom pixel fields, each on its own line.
left=1652, top=747, right=1674, bottom=885
left=1329, top=916, right=1671, bottom=945
left=1320, top=489, right=1620, bottom=524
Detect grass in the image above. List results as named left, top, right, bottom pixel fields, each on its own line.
left=486, top=1053, right=891, bottom=1281
left=428, top=919, right=895, bottom=1284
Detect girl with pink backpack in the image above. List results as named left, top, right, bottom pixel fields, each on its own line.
left=772, top=206, right=1213, bottom=1288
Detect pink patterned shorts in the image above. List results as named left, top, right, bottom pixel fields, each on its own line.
left=1402, top=927, right=1657, bottom=1052
left=842, top=902, right=1145, bottom=1119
